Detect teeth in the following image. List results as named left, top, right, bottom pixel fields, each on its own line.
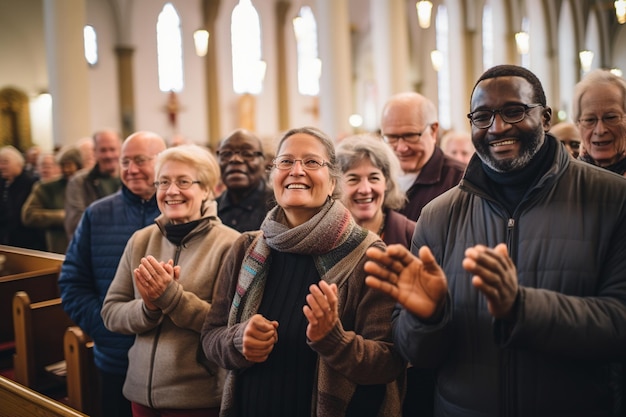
left=166, top=200, right=184, bottom=205
left=592, top=141, right=612, bottom=146
left=491, top=139, right=516, bottom=147
left=287, top=184, right=308, bottom=189
left=355, top=198, right=374, bottom=203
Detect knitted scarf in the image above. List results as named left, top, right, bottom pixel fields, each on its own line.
left=228, top=198, right=377, bottom=326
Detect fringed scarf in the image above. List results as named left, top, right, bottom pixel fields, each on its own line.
left=228, top=198, right=377, bottom=326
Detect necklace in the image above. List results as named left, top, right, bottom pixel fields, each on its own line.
left=376, top=212, right=386, bottom=237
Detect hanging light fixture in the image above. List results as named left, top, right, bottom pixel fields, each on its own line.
left=579, top=50, right=594, bottom=73
left=515, top=31, right=529, bottom=55
left=416, top=1, right=433, bottom=29
left=193, top=29, right=209, bottom=57
left=616, top=0, right=626, bottom=24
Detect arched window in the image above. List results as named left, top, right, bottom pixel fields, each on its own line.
left=157, top=3, right=184, bottom=92
left=231, top=0, right=265, bottom=94
left=83, top=25, right=98, bottom=66
left=293, top=6, right=321, bottom=96
left=435, top=4, right=450, bottom=129
left=482, top=3, right=494, bottom=70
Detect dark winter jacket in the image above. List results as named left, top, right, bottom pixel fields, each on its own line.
left=59, top=185, right=160, bottom=374
left=396, top=136, right=626, bottom=416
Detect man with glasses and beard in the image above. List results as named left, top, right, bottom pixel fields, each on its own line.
left=365, top=65, right=626, bottom=417
left=215, top=129, right=274, bottom=232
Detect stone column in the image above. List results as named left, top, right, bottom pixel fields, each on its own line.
left=43, top=0, right=91, bottom=146
left=115, top=46, right=135, bottom=138
left=203, top=0, right=221, bottom=148
left=275, top=1, right=291, bottom=131
left=316, top=0, right=352, bottom=139
left=370, top=0, right=411, bottom=112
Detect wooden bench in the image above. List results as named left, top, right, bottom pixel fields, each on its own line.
left=0, top=374, right=87, bottom=417
left=64, top=326, right=100, bottom=417
left=12, top=291, right=75, bottom=396
left=0, top=245, right=64, bottom=367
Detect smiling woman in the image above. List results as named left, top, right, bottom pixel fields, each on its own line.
left=201, top=126, right=406, bottom=417
left=101, top=144, right=241, bottom=416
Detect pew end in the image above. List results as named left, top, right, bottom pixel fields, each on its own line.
left=64, top=326, right=100, bottom=417
left=12, top=291, right=74, bottom=396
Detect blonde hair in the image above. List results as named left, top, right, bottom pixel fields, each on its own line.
left=155, top=144, right=220, bottom=195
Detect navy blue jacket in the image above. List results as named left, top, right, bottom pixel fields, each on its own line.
left=59, top=186, right=160, bottom=374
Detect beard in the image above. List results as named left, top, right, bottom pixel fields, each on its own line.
left=472, top=124, right=545, bottom=173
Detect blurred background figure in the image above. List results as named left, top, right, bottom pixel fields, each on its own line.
left=572, top=69, right=626, bottom=176
left=22, top=146, right=83, bottom=253
left=440, top=130, right=474, bottom=165
left=76, top=136, right=96, bottom=171
left=549, top=122, right=581, bottom=159
left=0, top=145, right=46, bottom=250
left=23, top=145, right=42, bottom=179
left=336, top=134, right=415, bottom=247
left=65, top=129, right=122, bottom=240
left=36, top=151, right=62, bottom=182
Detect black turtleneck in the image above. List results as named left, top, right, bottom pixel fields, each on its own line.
left=164, top=219, right=202, bottom=246
left=481, top=136, right=556, bottom=214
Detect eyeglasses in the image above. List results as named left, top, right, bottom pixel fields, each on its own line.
left=467, top=103, right=543, bottom=129
left=153, top=179, right=201, bottom=190
left=577, top=114, right=624, bottom=129
left=382, top=126, right=431, bottom=146
left=273, top=156, right=329, bottom=171
left=120, top=155, right=154, bottom=169
left=216, top=150, right=264, bottom=161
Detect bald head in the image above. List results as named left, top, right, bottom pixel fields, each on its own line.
left=550, top=122, right=581, bottom=159
left=380, top=92, right=439, bottom=173
left=120, top=131, right=167, bottom=200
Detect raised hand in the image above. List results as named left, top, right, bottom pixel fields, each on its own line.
left=242, top=314, right=279, bottom=363
left=364, top=244, right=448, bottom=321
left=303, top=280, right=338, bottom=342
left=463, top=243, right=518, bottom=320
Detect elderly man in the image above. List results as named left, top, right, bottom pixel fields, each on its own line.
left=572, top=68, right=626, bottom=176
left=365, top=65, right=626, bottom=417
left=64, top=129, right=122, bottom=240
left=59, top=131, right=167, bottom=417
left=215, top=128, right=273, bottom=232
left=380, top=92, right=465, bottom=221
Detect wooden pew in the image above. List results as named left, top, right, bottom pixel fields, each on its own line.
left=12, top=291, right=74, bottom=396
left=0, top=375, right=87, bottom=417
left=0, top=245, right=64, bottom=366
left=64, top=326, right=100, bottom=417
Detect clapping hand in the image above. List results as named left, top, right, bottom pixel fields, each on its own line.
left=364, top=244, right=448, bottom=321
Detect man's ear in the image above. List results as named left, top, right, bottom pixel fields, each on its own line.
left=542, top=107, right=553, bottom=132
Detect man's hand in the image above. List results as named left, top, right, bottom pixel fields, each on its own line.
left=364, top=244, right=448, bottom=321
left=463, top=243, right=518, bottom=320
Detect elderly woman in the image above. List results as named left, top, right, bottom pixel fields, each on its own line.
left=572, top=68, right=626, bottom=176
left=102, top=144, right=241, bottom=417
left=201, top=127, right=405, bottom=417
left=336, top=134, right=415, bottom=248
